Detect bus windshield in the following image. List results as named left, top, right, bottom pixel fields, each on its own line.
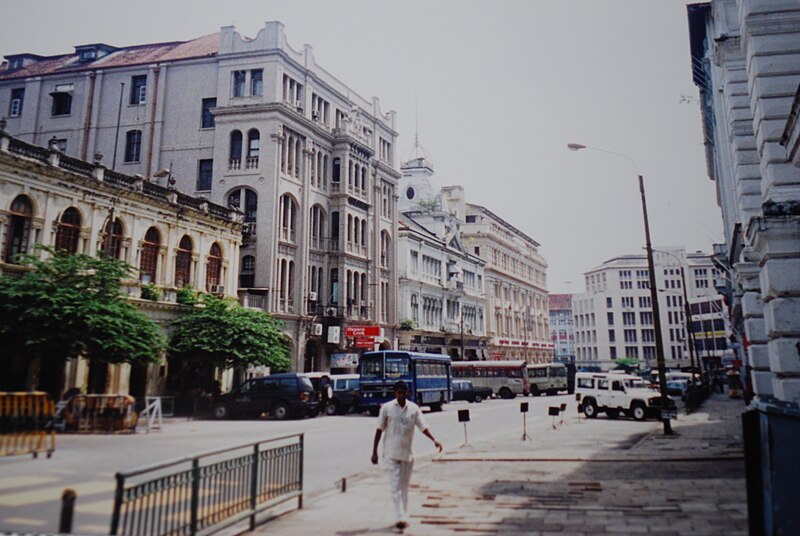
left=360, top=355, right=383, bottom=380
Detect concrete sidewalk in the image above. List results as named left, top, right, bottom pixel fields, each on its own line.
left=254, top=394, right=747, bottom=535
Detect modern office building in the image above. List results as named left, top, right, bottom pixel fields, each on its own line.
left=0, top=22, right=401, bottom=371
left=572, top=248, right=725, bottom=371
left=549, top=294, right=575, bottom=364
left=396, top=156, right=488, bottom=358
left=0, top=127, right=241, bottom=397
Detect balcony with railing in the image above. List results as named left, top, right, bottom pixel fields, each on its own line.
left=229, top=158, right=241, bottom=171
left=280, top=227, right=297, bottom=243
left=245, top=156, right=259, bottom=170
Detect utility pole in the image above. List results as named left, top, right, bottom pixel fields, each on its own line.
left=639, top=175, right=673, bottom=435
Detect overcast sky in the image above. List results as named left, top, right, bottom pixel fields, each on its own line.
left=1, top=0, right=722, bottom=294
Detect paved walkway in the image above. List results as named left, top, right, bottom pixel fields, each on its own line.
left=254, top=393, right=747, bottom=535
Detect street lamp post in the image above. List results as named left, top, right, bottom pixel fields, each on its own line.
left=568, top=143, right=674, bottom=435
left=653, top=249, right=699, bottom=376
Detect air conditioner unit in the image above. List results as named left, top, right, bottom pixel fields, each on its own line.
left=308, top=291, right=318, bottom=302
left=312, top=110, right=320, bottom=121
left=326, top=307, right=338, bottom=317
left=211, top=285, right=225, bottom=295
left=312, top=323, right=323, bottom=336
left=242, top=223, right=255, bottom=235
left=294, top=100, right=303, bottom=111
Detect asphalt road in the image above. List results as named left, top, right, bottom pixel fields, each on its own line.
left=0, top=393, right=618, bottom=534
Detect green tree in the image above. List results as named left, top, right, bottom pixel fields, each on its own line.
left=0, top=246, right=166, bottom=393
left=169, top=294, right=290, bottom=389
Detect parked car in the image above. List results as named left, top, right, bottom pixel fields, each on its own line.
left=575, top=372, right=673, bottom=421
left=326, top=374, right=361, bottom=415
left=665, top=380, right=689, bottom=397
left=452, top=380, right=493, bottom=403
left=211, top=373, right=319, bottom=420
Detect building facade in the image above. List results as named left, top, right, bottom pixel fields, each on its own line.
left=688, top=0, right=800, bottom=405
left=0, top=22, right=401, bottom=371
left=573, top=249, right=725, bottom=371
left=0, top=128, right=241, bottom=397
left=549, top=294, right=575, bottom=363
left=688, top=3, right=800, bottom=530
left=445, top=196, right=550, bottom=362
left=396, top=157, right=488, bottom=358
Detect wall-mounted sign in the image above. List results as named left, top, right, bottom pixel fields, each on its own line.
left=331, top=353, right=359, bottom=368
left=345, top=326, right=381, bottom=338
left=354, top=337, right=374, bottom=349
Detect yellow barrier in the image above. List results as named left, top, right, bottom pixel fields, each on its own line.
left=62, top=394, right=138, bottom=433
left=0, top=392, right=56, bottom=458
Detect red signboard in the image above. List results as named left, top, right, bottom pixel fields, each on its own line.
left=354, top=337, right=375, bottom=349
left=346, top=326, right=381, bottom=338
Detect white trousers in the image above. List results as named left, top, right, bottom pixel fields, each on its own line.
left=385, top=458, right=414, bottom=522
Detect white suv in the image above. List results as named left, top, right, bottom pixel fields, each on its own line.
left=575, top=372, right=671, bottom=421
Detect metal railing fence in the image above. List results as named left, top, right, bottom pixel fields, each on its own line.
left=110, top=434, right=303, bottom=535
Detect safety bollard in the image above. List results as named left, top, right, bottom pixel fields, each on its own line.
left=59, top=488, right=77, bottom=534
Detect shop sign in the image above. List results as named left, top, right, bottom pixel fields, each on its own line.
left=354, top=337, right=375, bottom=349
left=346, top=326, right=381, bottom=338
left=327, top=326, right=341, bottom=344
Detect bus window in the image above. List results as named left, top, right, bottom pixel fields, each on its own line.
left=385, top=355, right=410, bottom=379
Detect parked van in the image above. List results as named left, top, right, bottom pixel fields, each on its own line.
left=327, top=374, right=361, bottom=415
left=575, top=372, right=671, bottom=421
left=211, top=373, right=319, bottom=420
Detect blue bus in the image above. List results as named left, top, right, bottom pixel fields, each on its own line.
left=358, top=351, right=452, bottom=415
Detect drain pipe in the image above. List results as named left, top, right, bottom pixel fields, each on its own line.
left=145, top=65, right=161, bottom=178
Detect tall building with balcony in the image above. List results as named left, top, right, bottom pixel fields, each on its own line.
left=0, top=22, right=400, bottom=371
left=572, top=248, right=725, bottom=371
left=549, top=294, right=575, bottom=363
left=441, top=193, right=550, bottom=363
left=396, top=157, right=488, bottom=358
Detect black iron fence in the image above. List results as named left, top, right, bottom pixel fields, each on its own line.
left=110, top=434, right=304, bottom=535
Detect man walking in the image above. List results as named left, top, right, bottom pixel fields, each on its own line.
left=371, top=381, right=443, bottom=530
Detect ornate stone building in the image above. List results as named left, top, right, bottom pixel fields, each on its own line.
left=0, top=127, right=241, bottom=396
left=0, top=22, right=400, bottom=371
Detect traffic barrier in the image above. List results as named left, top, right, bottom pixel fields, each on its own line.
left=62, top=394, right=138, bottom=433
left=0, top=391, right=56, bottom=458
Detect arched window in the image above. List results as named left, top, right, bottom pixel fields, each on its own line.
left=124, top=130, right=142, bottom=163
left=246, top=129, right=260, bottom=169
left=139, top=227, right=160, bottom=283
left=411, top=294, right=419, bottom=323
left=4, top=195, right=33, bottom=263
left=229, top=130, right=242, bottom=169
left=332, top=157, right=341, bottom=182
left=244, top=189, right=257, bottom=223
left=206, top=242, right=223, bottom=292
left=55, top=207, right=82, bottom=254
left=174, top=235, right=193, bottom=288
left=360, top=219, right=367, bottom=247
left=102, top=217, right=124, bottom=259
left=309, top=205, right=326, bottom=249
left=240, top=254, right=255, bottom=288
left=279, top=194, right=297, bottom=242
left=380, top=231, right=391, bottom=268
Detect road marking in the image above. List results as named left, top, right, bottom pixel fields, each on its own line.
left=0, top=476, right=60, bottom=492
left=2, top=517, right=47, bottom=527
left=0, top=480, right=114, bottom=507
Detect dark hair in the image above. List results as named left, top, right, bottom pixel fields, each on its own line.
left=393, top=381, right=408, bottom=393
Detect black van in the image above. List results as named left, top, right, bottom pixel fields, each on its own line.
left=211, top=373, right=319, bottom=420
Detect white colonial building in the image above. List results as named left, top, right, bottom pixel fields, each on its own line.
left=573, top=248, right=726, bottom=371
left=0, top=128, right=241, bottom=397
left=0, top=22, right=401, bottom=371
left=396, top=156, right=488, bottom=358
left=445, top=194, right=550, bottom=363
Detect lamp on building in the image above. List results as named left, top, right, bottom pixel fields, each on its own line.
left=567, top=142, right=674, bottom=435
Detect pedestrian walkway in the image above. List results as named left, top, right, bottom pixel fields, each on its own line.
left=254, top=393, right=747, bottom=535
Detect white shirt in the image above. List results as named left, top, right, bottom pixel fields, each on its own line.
left=377, top=399, right=429, bottom=462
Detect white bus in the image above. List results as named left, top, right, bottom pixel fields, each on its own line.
left=451, top=361, right=530, bottom=399
left=527, top=363, right=569, bottom=396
